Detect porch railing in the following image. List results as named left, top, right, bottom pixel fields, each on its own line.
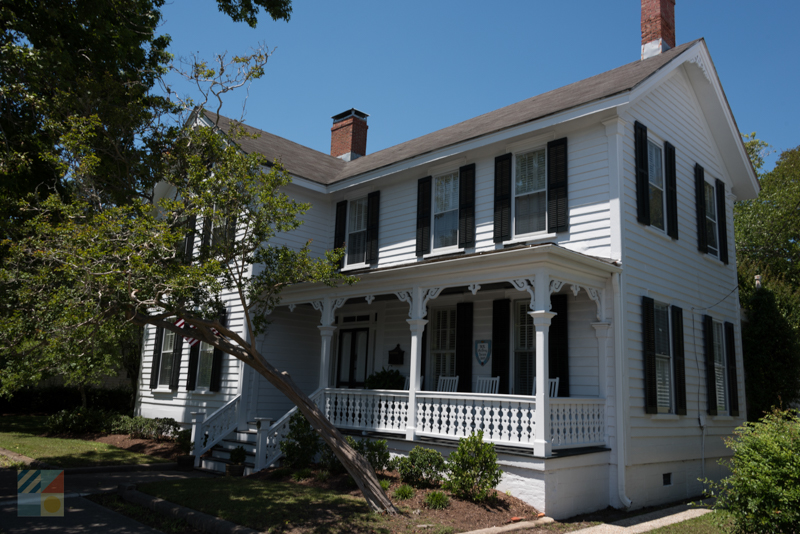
left=191, top=394, right=241, bottom=465
left=259, top=388, right=325, bottom=470
left=549, top=398, right=606, bottom=448
left=321, top=388, right=409, bottom=434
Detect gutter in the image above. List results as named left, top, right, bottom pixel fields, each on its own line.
left=613, top=272, right=633, bottom=508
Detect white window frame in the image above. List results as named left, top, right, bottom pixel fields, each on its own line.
left=512, top=147, right=548, bottom=238
left=654, top=301, right=673, bottom=413
left=429, top=307, right=457, bottom=388
left=705, top=180, right=719, bottom=257
left=431, top=170, right=460, bottom=252
left=648, top=140, right=666, bottom=232
left=513, top=300, right=535, bottom=396
left=345, top=196, right=368, bottom=266
left=712, top=319, right=728, bottom=414
left=157, top=320, right=178, bottom=388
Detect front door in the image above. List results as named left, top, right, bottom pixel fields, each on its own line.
left=336, top=328, right=370, bottom=388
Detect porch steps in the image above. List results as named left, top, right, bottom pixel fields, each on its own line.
left=199, top=422, right=259, bottom=476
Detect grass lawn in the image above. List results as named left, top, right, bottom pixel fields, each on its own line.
left=648, top=512, right=727, bottom=533
left=139, top=477, right=385, bottom=533
left=0, top=415, right=172, bottom=468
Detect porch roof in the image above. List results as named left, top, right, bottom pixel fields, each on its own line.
left=278, top=243, right=621, bottom=306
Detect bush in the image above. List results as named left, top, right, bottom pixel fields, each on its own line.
left=229, top=445, right=247, bottom=465
left=110, top=415, right=182, bottom=441
left=443, top=430, right=503, bottom=501
left=365, top=368, right=405, bottom=390
left=279, top=412, right=321, bottom=468
left=379, top=478, right=391, bottom=491
left=45, top=407, right=118, bottom=435
left=292, top=467, right=312, bottom=481
left=318, top=435, right=390, bottom=474
left=395, top=446, right=445, bottom=488
left=393, top=484, right=414, bottom=500
left=1, top=386, right=134, bottom=415
left=704, top=408, right=800, bottom=533
left=424, top=490, right=450, bottom=510
left=175, top=429, right=193, bottom=455
left=319, top=444, right=346, bottom=474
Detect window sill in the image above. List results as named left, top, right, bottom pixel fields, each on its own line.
left=422, top=247, right=466, bottom=260
left=712, top=415, right=733, bottom=421
left=501, top=232, right=558, bottom=248
left=702, top=252, right=723, bottom=265
left=650, top=413, right=680, bottom=420
left=151, top=388, right=176, bottom=394
left=191, top=388, right=216, bottom=395
left=643, top=223, right=673, bottom=242
left=342, top=262, right=370, bottom=272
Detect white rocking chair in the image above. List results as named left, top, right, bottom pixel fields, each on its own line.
left=532, top=377, right=560, bottom=397
left=475, top=376, right=500, bottom=394
left=436, top=376, right=459, bottom=392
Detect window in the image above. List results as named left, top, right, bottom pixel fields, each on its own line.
left=704, top=182, right=718, bottom=256
left=158, top=321, right=178, bottom=388
left=346, top=197, right=368, bottom=265
left=654, top=302, right=671, bottom=412
left=431, top=308, right=457, bottom=386
left=515, top=149, right=547, bottom=235
left=712, top=320, right=727, bottom=413
left=648, top=141, right=665, bottom=231
left=433, top=171, right=459, bottom=249
left=514, top=301, right=535, bottom=395
left=196, top=342, right=214, bottom=390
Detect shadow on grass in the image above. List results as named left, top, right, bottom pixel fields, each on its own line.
left=0, top=416, right=48, bottom=435
left=140, top=478, right=390, bottom=533
left=36, top=446, right=172, bottom=468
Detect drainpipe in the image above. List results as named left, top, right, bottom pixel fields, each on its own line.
left=612, top=272, right=632, bottom=508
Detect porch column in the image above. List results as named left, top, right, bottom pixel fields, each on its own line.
left=530, top=310, right=556, bottom=458
left=318, top=326, right=337, bottom=389
left=406, top=318, right=428, bottom=440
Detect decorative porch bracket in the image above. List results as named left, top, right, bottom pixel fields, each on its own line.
left=570, top=284, right=605, bottom=322
left=395, top=286, right=442, bottom=439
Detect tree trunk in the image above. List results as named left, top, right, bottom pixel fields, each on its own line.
left=248, top=352, right=397, bottom=514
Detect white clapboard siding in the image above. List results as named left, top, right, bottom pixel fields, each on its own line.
left=621, top=69, right=743, bottom=466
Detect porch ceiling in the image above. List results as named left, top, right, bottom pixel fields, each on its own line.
left=279, top=243, right=621, bottom=306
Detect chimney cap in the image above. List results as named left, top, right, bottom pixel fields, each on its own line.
left=332, top=108, right=369, bottom=123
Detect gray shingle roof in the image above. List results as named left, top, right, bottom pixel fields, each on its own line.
left=207, top=40, right=700, bottom=186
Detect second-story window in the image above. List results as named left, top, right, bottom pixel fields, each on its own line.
left=704, top=181, right=718, bottom=257
left=433, top=171, right=459, bottom=249
left=648, top=141, right=665, bottom=231
left=515, top=149, right=547, bottom=236
left=158, top=320, right=178, bottom=388
left=347, top=197, right=368, bottom=265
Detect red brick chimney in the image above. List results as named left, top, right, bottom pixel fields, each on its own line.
left=330, top=109, right=368, bottom=161
left=641, top=0, right=676, bottom=60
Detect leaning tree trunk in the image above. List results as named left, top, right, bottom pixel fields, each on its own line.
left=249, top=351, right=397, bottom=514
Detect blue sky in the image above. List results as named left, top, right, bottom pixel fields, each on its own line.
left=159, top=0, right=798, bottom=172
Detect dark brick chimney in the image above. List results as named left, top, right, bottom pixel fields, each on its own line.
left=641, top=0, right=676, bottom=59
left=330, top=109, right=368, bottom=161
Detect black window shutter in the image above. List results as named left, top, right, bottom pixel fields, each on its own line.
left=225, top=216, right=237, bottom=248
left=549, top=294, right=569, bottom=397
left=642, top=296, right=657, bottom=414
left=416, top=176, right=432, bottom=256
left=458, top=164, right=476, bottom=248
left=183, top=215, right=197, bottom=264
left=491, top=299, right=510, bottom=394
left=366, top=191, right=380, bottom=264
left=493, top=154, right=512, bottom=243
left=547, top=138, right=569, bottom=233
left=716, top=179, right=729, bottom=264
left=703, top=315, right=717, bottom=415
left=671, top=305, right=687, bottom=415
left=725, top=322, right=739, bottom=416
left=186, top=343, right=200, bottom=391
left=169, top=333, right=184, bottom=390
left=209, top=310, right=228, bottom=393
left=334, top=200, right=348, bottom=268
left=635, top=121, right=650, bottom=225
left=149, top=326, right=164, bottom=389
left=420, top=328, right=428, bottom=390
left=665, top=142, right=678, bottom=239
left=455, top=302, right=474, bottom=392
left=695, top=164, right=708, bottom=253
left=201, top=217, right=212, bottom=255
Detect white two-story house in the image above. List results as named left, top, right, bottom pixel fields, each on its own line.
left=135, top=0, right=758, bottom=519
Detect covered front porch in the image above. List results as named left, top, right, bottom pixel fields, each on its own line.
left=249, top=244, right=620, bottom=463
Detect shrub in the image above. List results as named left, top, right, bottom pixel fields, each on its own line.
left=704, top=408, right=800, bottom=534
left=365, top=368, right=405, bottom=390
left=292, top=467, right=312, bottom=481
left=229, top=445, right=247, bottom=465
left=110, top=415, right=181, bottom=441
left=443, top=430, right=503, bottom=501
left=424, top=490, right=450, bottom=510
left=315, top=470, right=330, bottom=482
left=379, top=478, right=391, bottom=491
left=175, top=429, right=193, bottom=455
left=347, top=436, right=391, bottom=472
left=395, top=446, right=445, bottom=488
left=319, top=444, right=346, bottom=474
left=393, top=484, right=414, bottom=500
left=279, top=412, right=321, bottom=468
left=0, top=386, right=133, bottom=415
left=45, top=407, right=118, bottom=435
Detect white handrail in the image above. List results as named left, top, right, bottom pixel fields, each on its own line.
left=192, top=394, right=241, bottom=461
left=260, top=388, right=325, bottom=470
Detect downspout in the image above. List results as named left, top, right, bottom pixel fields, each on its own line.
left=612, top=272, right=633, bottom=508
